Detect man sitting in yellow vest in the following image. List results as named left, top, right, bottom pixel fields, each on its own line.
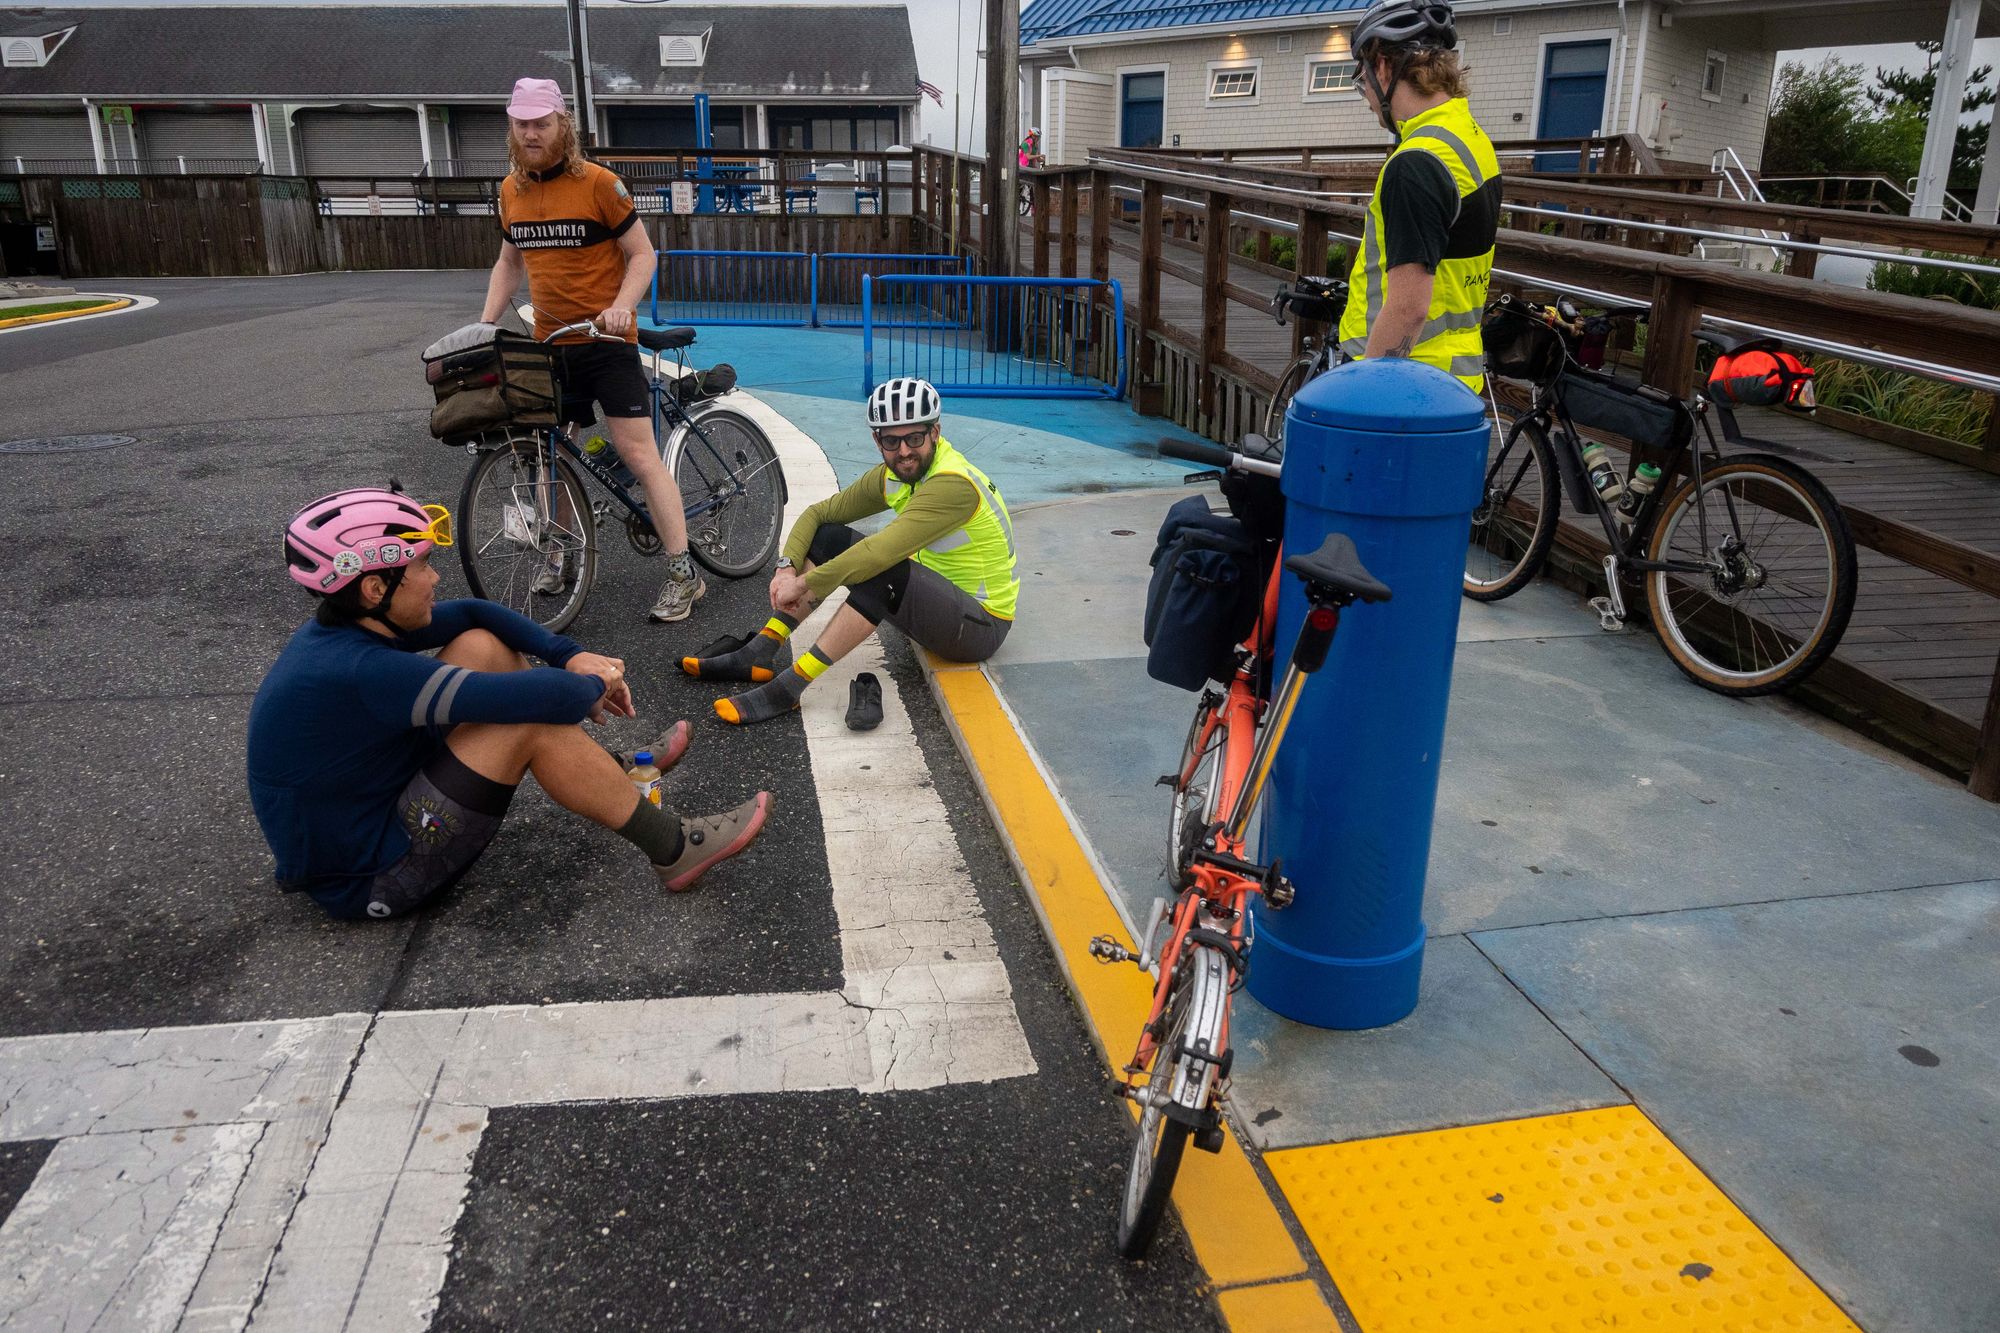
left=683, top=377, right=1019, bottom=725
left=1338, top=0, right=1499, bottom=393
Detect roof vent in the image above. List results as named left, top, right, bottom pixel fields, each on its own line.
left=660, top=27, right=711, bottom=68
left=2, top=26, right=72, bottom=68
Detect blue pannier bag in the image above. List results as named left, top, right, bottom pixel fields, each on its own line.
left=1143, top=495, right=1260, bottom=691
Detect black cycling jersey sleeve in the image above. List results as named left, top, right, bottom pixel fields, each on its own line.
left=1379, top=151, right=1459, bottom=274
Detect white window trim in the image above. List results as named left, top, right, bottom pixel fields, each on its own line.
left=1533, top=29, right=1617, bottom=140
left=1701, top=50, right=1727, bottom=103
left=1302, top=58, right=1358, bottom=101
left=1205, top=57, right=1263, bottom=106
left=1115, top=63, right=1169, bottom=149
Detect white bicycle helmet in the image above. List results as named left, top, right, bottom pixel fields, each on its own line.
left=867, top=377, right=942, bottom=429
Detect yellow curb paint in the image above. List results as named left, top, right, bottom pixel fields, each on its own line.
left=929, top=666, right=1307, bottom=1290
left=1267, top=1105, right=1861, bottom=1333
left=1216, top=1280, right=1340, bottom=1331
left=0, top=298, right=131, bottom=330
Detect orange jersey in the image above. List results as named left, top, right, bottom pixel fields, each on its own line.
left=500, top=160, right=641, bottom=343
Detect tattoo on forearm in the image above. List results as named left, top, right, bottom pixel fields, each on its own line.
left=1385, top=335, right=1416, bottom=358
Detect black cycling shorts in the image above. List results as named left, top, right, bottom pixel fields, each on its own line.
left=308, top=746, right=517, bottom=921
left=556, top=341, right=651, bottom=426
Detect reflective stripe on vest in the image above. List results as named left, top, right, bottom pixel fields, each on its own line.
left=882, top=437, right=1021, bottom=620
left=1337, top=99, right=1500, bottom=391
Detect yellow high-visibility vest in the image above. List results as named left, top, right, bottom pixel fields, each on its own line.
left=883, top=438, right=1021, bottom=620
left=1338, top=98, right=1500, bottom=392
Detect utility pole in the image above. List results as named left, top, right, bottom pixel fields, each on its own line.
left=982, top=0, right=1018, bottom=281
left=565, top=0, right=596, bottom=149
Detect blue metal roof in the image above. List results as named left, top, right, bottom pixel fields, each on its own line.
left=1022, top=0, right=1369, bottom=46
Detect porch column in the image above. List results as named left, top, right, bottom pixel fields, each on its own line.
left=1911, top=0, right=1981, bottom=219
left=251, top=104, right=274, bottom=173
left=416, top=102, right=434, bottom=173
left=82, top=96, right=106, bottom=173
left=1974, top=125, right=1999, bottom=225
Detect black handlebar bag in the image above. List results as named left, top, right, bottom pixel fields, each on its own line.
left=423, top=330, right=560, bottom=444
left=1143, top=495, right=1263, bottom=692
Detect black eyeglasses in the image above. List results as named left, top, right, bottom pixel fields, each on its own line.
left=874, top=428, right=931, bottom=453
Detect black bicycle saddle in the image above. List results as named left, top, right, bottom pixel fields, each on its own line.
left=1285, top=533, right=1392, bottom=604
left=639, top=326, right=698, bottom=352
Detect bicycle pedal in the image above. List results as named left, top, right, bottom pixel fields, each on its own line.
left=1588, top=596, right=1627, bottom=632
left=1088, top=934, right=1134, bottom=965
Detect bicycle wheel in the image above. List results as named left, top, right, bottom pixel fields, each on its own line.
left=1643, top=453, right=1857, bottom=696
left=1017, top=181, right=1032, bottom=216
left=1463, top=414, right=1560, bottom=602
left=670, top=408, right=786, bottom=579
left=458, top=436, right=597, bottom=635
left=1117, top=958, right=1196, bottom=1260
left=1262, top=357, right=1312, bottom=442
left=1166, top=703, right=1224, bottom=881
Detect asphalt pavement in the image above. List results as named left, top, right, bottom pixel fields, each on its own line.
left=0, top=274, right=1223, bottom=1330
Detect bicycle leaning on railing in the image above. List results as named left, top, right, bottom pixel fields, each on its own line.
left=1468, top=296, right=1857, bottom=696
left=428, top=320, right=787, bottom=634
left=1091, top=435, right=1391, bottom=1259
left=1262, top=275, right=1350, bottom=442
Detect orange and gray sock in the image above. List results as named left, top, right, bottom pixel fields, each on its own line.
left=715, top=648, right=830, bottom=725
left=682, top=624, right=794, bottom=682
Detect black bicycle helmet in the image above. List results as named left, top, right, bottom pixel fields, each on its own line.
left=1353, top=0, right=1458, bottom=132
left=1353, top=0, right=1456, bottom=56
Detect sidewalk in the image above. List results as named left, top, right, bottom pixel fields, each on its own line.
left=676, top=322, right=2000, bottom=1332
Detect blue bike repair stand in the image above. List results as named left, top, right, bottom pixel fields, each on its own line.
left=694, top=93, right=715, bottom=214
left=1247, top=358, right=1489, bottom=1030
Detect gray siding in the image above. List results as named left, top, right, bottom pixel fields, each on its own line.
left=138, top=109, right=258, bottom=164
left=449, top=108, right=512, bottom=169
left=296, top=108, right=422, bottom=176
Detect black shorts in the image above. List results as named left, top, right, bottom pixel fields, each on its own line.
left=556, top=341, right=651, bottom=426
left=309, top=747, right=516, bottom=921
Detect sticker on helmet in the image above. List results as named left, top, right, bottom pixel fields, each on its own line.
left=333, top=551, right=363, bottom=576
left=363, top=546, right=381, bottom=564
left=320, top=572, right=339, bottom=589
left=381, top=545, right=402, bottom=564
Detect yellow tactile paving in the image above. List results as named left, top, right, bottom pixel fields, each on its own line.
left=1217, top=1279, right=1342, bottom=1331
left=930, top=665, right=1308, bottom=1289
left=1267, top=1106, right=1860, bottom=1333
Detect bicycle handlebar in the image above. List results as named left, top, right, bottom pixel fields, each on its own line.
left=1159, top=437, right=1283, bottom=479
left=541, top=320, right=624, bottom=344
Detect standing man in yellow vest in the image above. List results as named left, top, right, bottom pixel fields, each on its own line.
left=681, top=377, right=1020, bottom=726
left=1338, top=0, right=1500, bottom=393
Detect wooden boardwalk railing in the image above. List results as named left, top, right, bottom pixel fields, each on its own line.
left=908, top=145, right=2000, bottom=802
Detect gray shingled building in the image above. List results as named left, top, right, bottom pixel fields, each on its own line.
left=0, top=4, right=921, bottom=176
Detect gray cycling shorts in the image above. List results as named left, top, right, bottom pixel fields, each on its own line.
left=361, top=748, right=515, bottom=919
left=886, top=561, right=1012, bottom=663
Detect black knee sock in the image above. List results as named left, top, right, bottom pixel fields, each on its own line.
left=617, top=797, right=686, bottom=866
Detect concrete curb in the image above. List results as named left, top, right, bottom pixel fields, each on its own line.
left=0, top=296, right=133, bottom=330
left=918, top=652, right=1343, bottom=1331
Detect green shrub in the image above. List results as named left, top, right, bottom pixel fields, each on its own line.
left=1867, top=253, right=2000, bottom=309
left=1806, top=355, right=1993, bottom=446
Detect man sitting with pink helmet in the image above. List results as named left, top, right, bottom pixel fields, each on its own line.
left=247, top=486, right=769, bottom=921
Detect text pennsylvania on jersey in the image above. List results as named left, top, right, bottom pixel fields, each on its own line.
left=505, top=218, right=625, bottom=249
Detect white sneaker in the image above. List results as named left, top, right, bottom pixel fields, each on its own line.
left=648, top=567, right=707, bottom=622
left=530, top=556, right=570, bottom=596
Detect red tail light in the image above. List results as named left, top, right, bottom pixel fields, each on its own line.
left=1308, top=607, right=1338, bottom=631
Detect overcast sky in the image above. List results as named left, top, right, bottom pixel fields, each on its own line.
left=40, top=2, right=2000, bottom=142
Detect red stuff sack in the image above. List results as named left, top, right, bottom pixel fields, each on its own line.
left=1708, top=348, right=1817, bottom=413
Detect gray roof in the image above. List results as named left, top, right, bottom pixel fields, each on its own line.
left=0, top=5, right=919, bottom=101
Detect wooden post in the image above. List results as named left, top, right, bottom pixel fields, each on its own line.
left=1292, top=209, right=1329, bottom=363
left=1137, top=180, right=1163, bottom=411
left=1200, top=189, right=1231, bottom=428
left=1974, top=661, right=2000, bottom=800
left=956, top=157, right=973, bottom=257
left=1059, top=176, right=1079, bottom=278
left=1984, top=394, right=2000, bottom=454
left=1643, top=273, right=1701, bottom=399
left=1032, top=177, right=1050, bottom=276
left=1787, top=227, right=1819, bottom=281
left=1254, top=229, right=1271, bottom=264
left=1090, top=168, right=1111, bottom=306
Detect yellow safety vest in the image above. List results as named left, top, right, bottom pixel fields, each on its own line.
left=1338, top=98, right=1500, bottom=392
left=883, top=438, right=1021, bottom=620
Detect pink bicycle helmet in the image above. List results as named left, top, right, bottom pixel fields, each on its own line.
left=285, top=487, right=451, bottom=594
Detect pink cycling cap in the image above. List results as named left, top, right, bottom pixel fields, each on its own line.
left=506, top=77, right=568, bottom=120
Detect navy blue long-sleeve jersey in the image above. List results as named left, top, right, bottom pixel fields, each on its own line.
left=246, top=600, right=603, bottom=898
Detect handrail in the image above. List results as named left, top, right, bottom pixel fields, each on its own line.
left=1906, top=176, right=1975, bottom=224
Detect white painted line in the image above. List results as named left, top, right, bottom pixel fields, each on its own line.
left=0, top=388, right=1034, bottom=1333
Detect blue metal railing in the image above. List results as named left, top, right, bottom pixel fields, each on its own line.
left=863, top=276, right=1126, bottom=400
left=651, top=250, right=813, bottom=327
left=649, top=251, right=974, bottom=329
left=816, top=253, right=973, bottom=328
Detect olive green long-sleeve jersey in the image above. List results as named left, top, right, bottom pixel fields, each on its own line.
left=782, top=459, right=980, bottom=602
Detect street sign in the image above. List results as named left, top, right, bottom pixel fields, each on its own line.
left=670, top=180, right=694, bottom=214
left=35, top=225, right=55, bottom=251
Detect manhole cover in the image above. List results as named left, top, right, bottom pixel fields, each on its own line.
left=0, top=433, right=137, bottom=455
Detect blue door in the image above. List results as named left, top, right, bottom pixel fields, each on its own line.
left=1121, top=72, right=1164, bottom=148
left=1536, top=40, right=1610, bottom=171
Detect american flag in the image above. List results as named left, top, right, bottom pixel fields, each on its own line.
left=917, top=77, right=945, bottom=107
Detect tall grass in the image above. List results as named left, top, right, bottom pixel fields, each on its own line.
left=1807, top=356, right=1993, bottom=446
left=1868, top=253, right=2000, bottom=309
